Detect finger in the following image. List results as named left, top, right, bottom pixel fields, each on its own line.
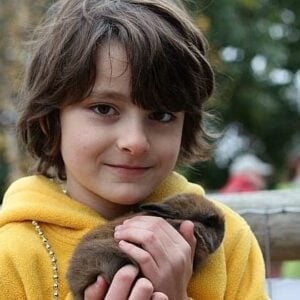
left=115, top=216, right=184, bottom=252
left=117, top=228, right=190, bottom=285
left=105, top=265, right=139, bottom=300
left=179, top=220, right=196, bottom=261
left=115, top=217, right=192, bottom=267
left=128, top=277, right=154, bottom=300
left=151, top=292, right=169, bottom=300
left=115, top=225, right=170, bottom=265
left=121, top=216, right=183, bottom=242
left=84, top=275, right=108, bottom=300
left=118, top=240, right=159, bottom=275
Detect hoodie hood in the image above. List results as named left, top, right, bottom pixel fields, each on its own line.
left=0, top=173, right=205, bottom=229
left=0, top=175, right=101, bottom=229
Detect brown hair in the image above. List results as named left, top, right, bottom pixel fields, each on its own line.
left=18, top=0, right=215, bottom=180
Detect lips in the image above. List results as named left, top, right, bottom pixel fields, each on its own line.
left=104, top=163, right=151, bottom=177
left=105, top=163, right=150, bottom=169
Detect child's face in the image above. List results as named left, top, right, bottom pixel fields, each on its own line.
left=59, top=42, right=184, bottom=217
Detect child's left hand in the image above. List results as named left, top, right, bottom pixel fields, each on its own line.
left=114, top=216, right=196, bottom=300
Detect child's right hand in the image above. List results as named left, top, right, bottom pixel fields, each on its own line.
left=83, top=264, right=168, bottom=300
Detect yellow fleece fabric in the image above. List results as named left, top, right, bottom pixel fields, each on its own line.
left=0, top=173, right=269, bottom=300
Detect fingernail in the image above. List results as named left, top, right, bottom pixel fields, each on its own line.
left=119, top=240, right=126, bottom=247
left=96, top=275, right=104, bottom=286
left=115, top=225, right=121, bottom=231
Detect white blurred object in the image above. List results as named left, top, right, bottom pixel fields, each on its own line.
left=230, top=153, right=273, bottom=176
left=267, top=279, right=300, bottom=300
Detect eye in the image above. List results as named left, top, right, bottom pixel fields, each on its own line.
left=90, top=104, right=117, bottom=116
left=149, top=112, right=176, bottom=123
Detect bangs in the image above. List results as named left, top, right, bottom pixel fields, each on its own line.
left=92, top=0, right=213, bottom=113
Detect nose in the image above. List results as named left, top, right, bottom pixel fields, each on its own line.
left=116, top=119, right=150, bottom=156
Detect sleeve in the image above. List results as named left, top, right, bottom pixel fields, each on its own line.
left=0, top=230, right=73, bottom=300
left=0, top=251, right=26, bottom=299
left=0, top=251, right=76, bottom=300
left=224, top=222, right=270, bottom=300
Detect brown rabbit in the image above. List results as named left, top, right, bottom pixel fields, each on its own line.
left=67, top=193, right=225, bottom=300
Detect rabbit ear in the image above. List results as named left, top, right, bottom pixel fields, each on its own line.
left=137, top=203, right=179, bottom=219
left=202, top=213, right=223, bottom=228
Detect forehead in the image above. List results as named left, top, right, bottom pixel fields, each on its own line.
left=92, top=40, right=193, bottom=113
left=95, top=42, right=131, bottom=88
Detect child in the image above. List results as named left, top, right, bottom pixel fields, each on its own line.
left=0, top=0, right=269, bottom=299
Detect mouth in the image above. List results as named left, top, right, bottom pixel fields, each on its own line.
left=105, top=163, right=151, bottom=169
left=104, top=163, right=152, bottom=176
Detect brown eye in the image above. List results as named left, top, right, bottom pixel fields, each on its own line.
left=149, top=112, right=175, bottom=123
left=91, top=104, right=117, bottom=116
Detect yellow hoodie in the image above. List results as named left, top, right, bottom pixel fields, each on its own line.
left=0, top=173, right=269, bottom=300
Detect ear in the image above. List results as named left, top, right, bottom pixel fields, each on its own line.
left=193, top=213, right=225, bottom=254
left=137, top=203, right=179, bottom=219
left=202, top=213, right=223, bottom=228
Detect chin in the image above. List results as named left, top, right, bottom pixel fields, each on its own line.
left=110, top=190, right=151, bottom=206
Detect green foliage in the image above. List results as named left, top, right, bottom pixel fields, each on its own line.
left=184, top=0, right=300, bottom=190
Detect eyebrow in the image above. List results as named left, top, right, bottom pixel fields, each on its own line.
left=89, top=89, right=130, bottom=102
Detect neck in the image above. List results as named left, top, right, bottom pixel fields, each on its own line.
left=90, top=200, right=134, bottom=220
left=64, top=187, right=133, bottom=220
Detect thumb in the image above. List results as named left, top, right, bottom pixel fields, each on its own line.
left=84, top=275, right=108, bottom=300
left=179, top=220, right=196, bottom=262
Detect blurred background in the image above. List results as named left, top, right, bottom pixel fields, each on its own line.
left=0, top=0, right=299, bottom=201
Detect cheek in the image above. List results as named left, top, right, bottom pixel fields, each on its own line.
left=60, top=126, right=91, bottom=162
left=157, top=131, right=183, bottom=166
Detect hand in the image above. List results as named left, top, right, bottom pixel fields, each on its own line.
left=114, top=216, right=196, bottom=300
left=84, top=264, right=168, bottom=300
